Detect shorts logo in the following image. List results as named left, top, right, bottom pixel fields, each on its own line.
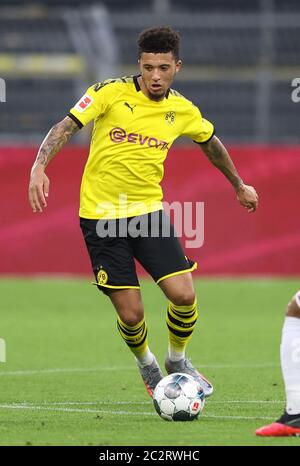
left=97, top=269, right=108, bottom=285
left=165, top=111, right=176, bottom=125
left=74, top=94, right=93, bottom=112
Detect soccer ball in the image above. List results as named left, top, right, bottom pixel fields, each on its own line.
left=153, top=373, right=205, bottom=421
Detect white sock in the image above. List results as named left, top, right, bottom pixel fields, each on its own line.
left=168, top=345, right=185, bottom=362
left=280, top=316, right=300, bottom=414
left=135, top=349, right=154, bottom=368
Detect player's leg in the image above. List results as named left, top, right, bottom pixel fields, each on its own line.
left=256, top=291, right=300, bottom=437
left=107, top=288, right=163, bottom=397
left=108, top=287, right=151, bottom=365
left=158, top=272, right=213, bottom=397
left=79, top=217, right=163, bottom=397
left=159, top=271, right=196, bottom=362
left=132, top=210, right=213, bottom=396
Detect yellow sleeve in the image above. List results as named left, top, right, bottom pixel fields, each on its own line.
left=68, top=82, right=112, bottom=128
left=182, top=104, right=215, bottom=143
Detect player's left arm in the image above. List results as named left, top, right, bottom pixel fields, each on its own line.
left=200, top=135, right=259, bottom=213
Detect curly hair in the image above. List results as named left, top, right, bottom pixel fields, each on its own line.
left=138, top=26, right=180, bottom=60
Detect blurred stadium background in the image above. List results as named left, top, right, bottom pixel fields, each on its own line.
left=0, top=0, right=299, bottom=275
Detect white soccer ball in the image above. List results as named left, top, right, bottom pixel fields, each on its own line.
left=153, top=373, right=205, bottom=421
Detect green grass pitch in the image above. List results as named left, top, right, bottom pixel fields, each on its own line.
left=0, top=277, right=299, bottom=446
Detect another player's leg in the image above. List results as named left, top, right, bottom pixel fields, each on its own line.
left=256, top=291, right=300, bottom=437
left=159, top=272, right=213, bottom=397
left=108, top=288, right=163, bottom=397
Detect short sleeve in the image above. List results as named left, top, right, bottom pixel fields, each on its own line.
left=182, top=104, right=215, bottom=144
left=68, top=83, right=110, bottom=128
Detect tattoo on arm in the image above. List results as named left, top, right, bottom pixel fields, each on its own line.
left=200, top=135, right=243, bottom=190
left=33, top=116, right=80, bottom=169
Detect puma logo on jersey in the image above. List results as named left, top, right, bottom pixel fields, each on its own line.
left=124, top=102, right=136, bottom=114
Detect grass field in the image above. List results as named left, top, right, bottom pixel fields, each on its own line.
left=0, top=277, right=300, bottom=446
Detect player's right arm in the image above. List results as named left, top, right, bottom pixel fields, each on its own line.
left=28, top=116, right=79, bottom=213
left=29, top=80, right=114, bottom=213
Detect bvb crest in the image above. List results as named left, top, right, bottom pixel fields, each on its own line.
left=165, top=111, right=176, bottom=125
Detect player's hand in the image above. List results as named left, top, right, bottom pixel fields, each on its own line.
left=236, top=184, right=259, bottom=213
left=28, top=165, right=50, bottom=213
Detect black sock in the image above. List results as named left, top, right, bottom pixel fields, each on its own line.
left=277, top=411, right=300, bottom=427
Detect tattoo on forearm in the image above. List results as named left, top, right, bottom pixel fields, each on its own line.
left=201, top=136, right=243, bottom=190
left=34, top=117, right=79, bottom=168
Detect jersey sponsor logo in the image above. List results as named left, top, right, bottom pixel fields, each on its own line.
left=165, top=111, right=176, bottom=125
left=109, top=127, right=169, bottom=150
left=74, top=94, right=93, bottom=112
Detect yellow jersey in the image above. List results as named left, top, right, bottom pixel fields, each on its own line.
left=69, top=75, right=214, bottom=219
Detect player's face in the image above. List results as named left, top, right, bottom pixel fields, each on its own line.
left=138, top=52, right=182, bottom=101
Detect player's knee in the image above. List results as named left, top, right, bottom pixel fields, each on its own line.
left=119, top=307, right=144, bottom=327
left=285, top=291, right=300, bottom=318
left=171, top=290, right=196, bottom=307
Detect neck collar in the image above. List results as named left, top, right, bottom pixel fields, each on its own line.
left=133, top=75, right=170, bottom=99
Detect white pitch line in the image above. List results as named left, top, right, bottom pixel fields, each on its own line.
left=0, top=403, right=276, bottom=421
left=0, top=404, right=155, bottom=417
left=5, top=400, right=283, bottom=406
left=7, top=401, right=152, bottom=406
left=0, top=363, right=280, bottom=377
left=211, top=400, right=284, bottom=404
left=199, top=364, right=280, bottom=368
left=0, top=367, right=134, bottom=376
left=201, top=414, right=275, bottom=421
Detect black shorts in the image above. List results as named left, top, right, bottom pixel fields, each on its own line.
left=80, top=210, right=197, bottom=294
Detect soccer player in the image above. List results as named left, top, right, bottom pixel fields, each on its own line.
left=28, top=27, right=258, bottom=398
left=256, top=291, right=300, bottom=436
